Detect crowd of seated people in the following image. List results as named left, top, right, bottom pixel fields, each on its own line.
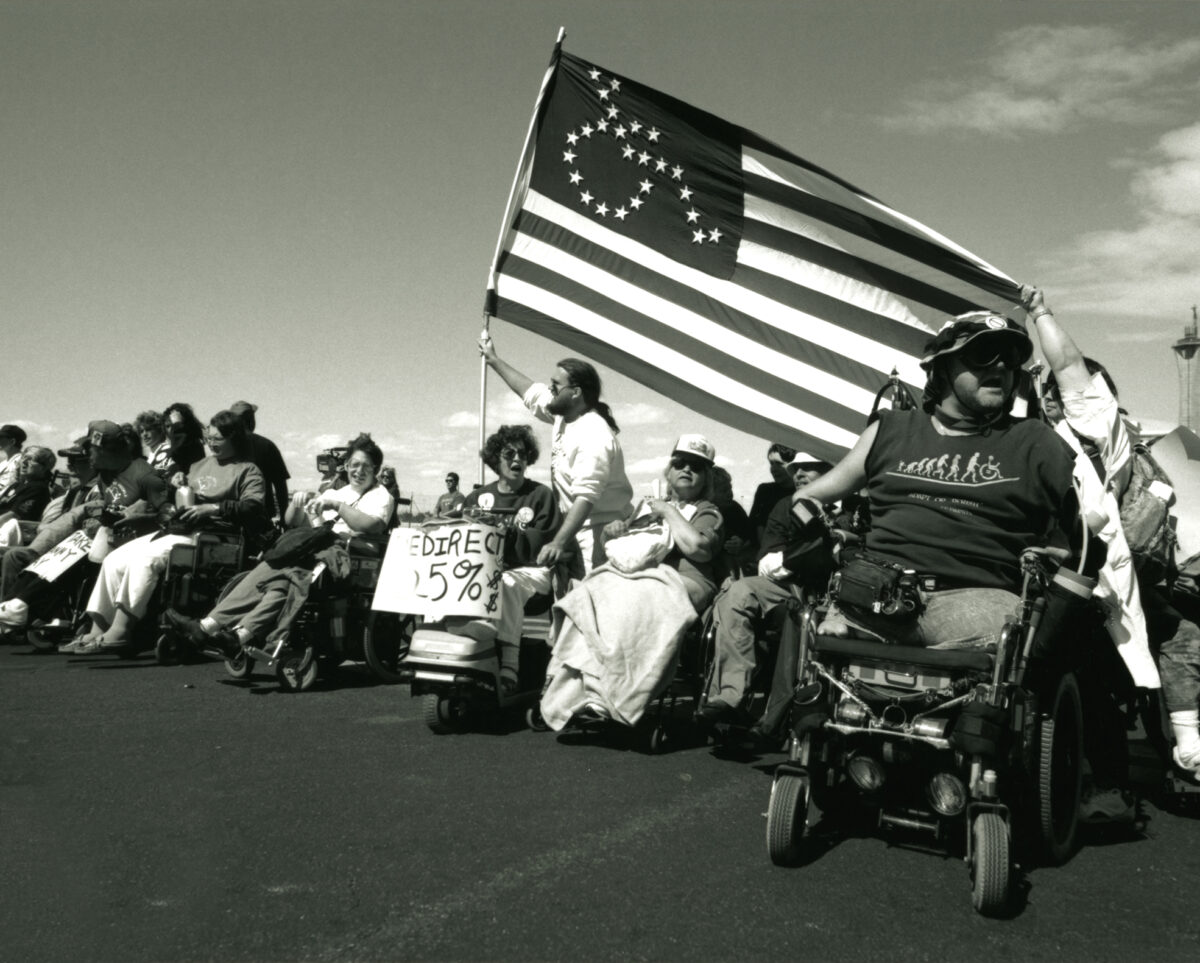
left=0, top=404, right=401, bottom=661
left=0, top=287, right=1198, bottom=824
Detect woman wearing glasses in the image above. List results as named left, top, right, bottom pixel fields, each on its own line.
left=539, top=434, right=725, bottom=730
left=479, top=333, right=633, bottom=576
left=165, top=433, right=395, bottom=657
left=68, top=410, right=266, bottom=653
left=454, top=425, right=560, bottom=692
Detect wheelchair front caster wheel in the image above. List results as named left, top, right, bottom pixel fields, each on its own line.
left=276, top=650, right=317, bottom=692
left=970, top=812, right=1011, bottom=916
left=767, top=771, right=811, bottom=866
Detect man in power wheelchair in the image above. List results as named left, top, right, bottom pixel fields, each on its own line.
left=697, top=451, right=837, bottom=738
left=161, top=433, right=398, bottom=690
left=763, top=310, right=1085, bottom=916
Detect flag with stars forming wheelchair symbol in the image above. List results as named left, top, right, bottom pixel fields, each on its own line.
left=485, top=42, right=1024, bottom=461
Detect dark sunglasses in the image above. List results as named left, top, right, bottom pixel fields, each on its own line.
left=500, top=446, right=528, bottom=462
left=670, top=455, right=709, bottom=472
left=959, top=339, right=1023, bottom=370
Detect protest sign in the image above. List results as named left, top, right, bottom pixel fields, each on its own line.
left=372, top=519, right=503, bottom=619
left=25, top=530, right=92, bottom=583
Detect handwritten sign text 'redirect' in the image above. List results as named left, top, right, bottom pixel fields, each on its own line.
left=372, top=520, right=503, bottom=619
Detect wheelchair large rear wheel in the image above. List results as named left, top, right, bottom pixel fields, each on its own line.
left=970, top=812, right=1010, bottom=916
left=363, top=612, right=415, bottom=684
left=1037, top=672, right=1083, bottom=865
left=766, top=771, right=811, bottom=866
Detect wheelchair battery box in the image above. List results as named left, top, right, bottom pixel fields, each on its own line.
left=167, top=537, right=241, bottom=576
left=844, top=662, right=952, bottom=694
left=348, top=556, right=381, bottom=589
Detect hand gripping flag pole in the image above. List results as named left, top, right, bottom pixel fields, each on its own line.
left=479, top=28, right=566, bottom=486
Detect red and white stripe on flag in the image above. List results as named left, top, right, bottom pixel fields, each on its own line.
left=487, top=49, right=1021, bottom=462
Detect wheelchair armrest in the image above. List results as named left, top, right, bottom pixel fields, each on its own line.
left=344, top=533, right=385, bottom=558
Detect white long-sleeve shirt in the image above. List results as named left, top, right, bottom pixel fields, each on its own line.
left=1058, top=371, right=1158, bottom=688
left=522, top=383, right=633, bottom=529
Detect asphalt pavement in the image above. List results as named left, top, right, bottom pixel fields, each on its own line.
left=4, top=642, right=1199, bottom=963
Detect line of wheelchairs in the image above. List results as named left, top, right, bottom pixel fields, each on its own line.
left=7, top=510, right=414, bottom=693
left=392, top=504, right=1197, bottom=918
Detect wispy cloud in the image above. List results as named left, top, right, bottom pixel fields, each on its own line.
left=885, top=26, right=1200, bottom=135
left=1042, top=120, right=1200, bottom=322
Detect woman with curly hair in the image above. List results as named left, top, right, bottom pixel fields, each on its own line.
left=455, top=424, right=560, bottom=692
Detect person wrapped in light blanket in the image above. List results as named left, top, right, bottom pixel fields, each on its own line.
left=540, top=435, right=725, bottom=730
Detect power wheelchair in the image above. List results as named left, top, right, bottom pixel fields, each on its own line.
left=156, top=531, right=413, bottom=692
left=766, top=547, right=1088, bottom=917
left=237, top=533, right=415, bottom=692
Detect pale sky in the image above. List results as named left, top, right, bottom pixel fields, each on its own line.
left=3, top=0, right=1199, bottom=509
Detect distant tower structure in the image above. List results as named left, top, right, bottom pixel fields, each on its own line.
left=1173, top=305, right=1200, bottom=429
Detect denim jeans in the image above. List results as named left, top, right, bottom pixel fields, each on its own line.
left=820, top=587, right=1021, bottom=650
left=1144, top=585, right=1200, bottom=713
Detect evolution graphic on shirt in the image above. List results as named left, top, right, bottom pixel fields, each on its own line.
left=887, top=450, right=1016, bottom=487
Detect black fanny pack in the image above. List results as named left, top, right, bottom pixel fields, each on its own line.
left=831, top=551, right=923, bottom=621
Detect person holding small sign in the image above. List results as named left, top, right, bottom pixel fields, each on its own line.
left=454, top=425, right=560, bottom=692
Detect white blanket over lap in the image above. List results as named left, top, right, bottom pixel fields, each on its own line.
left=540, top=563, right=698, bottom=730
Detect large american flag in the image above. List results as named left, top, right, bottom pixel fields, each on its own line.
left=486, top=45, right=1022, bottom=462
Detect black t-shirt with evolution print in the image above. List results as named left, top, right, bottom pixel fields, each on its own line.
left=864, top=409, right=1075, bottom=591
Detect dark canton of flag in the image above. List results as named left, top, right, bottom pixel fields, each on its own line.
left=528, top=58, right=742, bottom=278
left=488, top=47, right=1024, bottom=462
